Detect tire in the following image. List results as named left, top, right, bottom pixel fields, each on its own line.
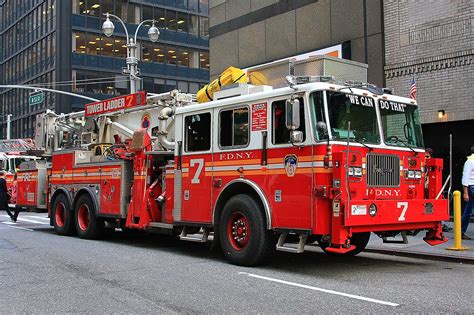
left=320, top=232, right=371, bottom=257
left=51, top=193, right=75, bottom=236
left=74, top=194, right=104, bottom=239
left=219, top=194, right=272, bottom=266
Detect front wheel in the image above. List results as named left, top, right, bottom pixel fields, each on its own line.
left=219, top=194, right=272, bottom=266
left=74, top=195, right=104, bottom=239
left=320, top=232, right=371, bottom=256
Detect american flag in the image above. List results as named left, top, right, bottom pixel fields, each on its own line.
left=410, top=77, right=417, bottom=100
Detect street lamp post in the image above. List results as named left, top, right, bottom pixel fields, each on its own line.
left=102, top=13, right=160, bottom=94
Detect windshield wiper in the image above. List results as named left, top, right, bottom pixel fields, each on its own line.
left=351, top=137, right=374, bottom=151
left=387, top=137, right=418, bottom=155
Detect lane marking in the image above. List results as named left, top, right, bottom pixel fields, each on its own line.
left=239, top=272, right=399, bottom=307
left=24, top=215, right=50, bottom=221
left=0, top=215, right=48, bottom=225
left=2, top=222, right=34, bottom=231
left=16, top=218, right=49, bottom=225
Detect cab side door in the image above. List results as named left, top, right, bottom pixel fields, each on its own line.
left=179, top=111, right=213, bottom=223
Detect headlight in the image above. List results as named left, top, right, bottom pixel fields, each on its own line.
left=415, top=170, right=422, bottom=179
left=369, top=203, right=377, bottom=217
left=354, top=167, right=363, bottom=177
left=407, top=170, right=415, bottom=179
left=348, top=167, right=354, bottom=176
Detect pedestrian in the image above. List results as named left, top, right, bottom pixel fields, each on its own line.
left=461, top=145, right=474, bottom=240
left=425, top=148, right=433, bottom=159
left=0, top=170, right=14, bottom=221
left=9, top=174, right=21, bottom=222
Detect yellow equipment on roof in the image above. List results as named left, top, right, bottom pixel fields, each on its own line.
left=197, top=66, right=248, bottom=103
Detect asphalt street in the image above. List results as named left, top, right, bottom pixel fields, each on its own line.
left=0, top=211, right=473, bottom=314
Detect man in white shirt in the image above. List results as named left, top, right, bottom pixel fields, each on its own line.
left=461, top=145, right=474, bottom=240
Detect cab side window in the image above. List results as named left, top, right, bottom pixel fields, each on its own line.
left=272, top=98, right=305, bottom=144
left=220, top=107, right=249, bottom=148
left=312, top=91, right=328, bottom=140
left=184, top=113, right=211, bottom=152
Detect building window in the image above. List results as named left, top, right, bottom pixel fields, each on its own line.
left=177, top=47, right=189, bottom=67
left=85, top=0, right=101, bottom=17
left=199, top=0, right=209, bottom=14
left=189, top=0, right=199, bottom=12
left=154, top=44, right=166, bottom=63
left=185, top=113, right=211, bottom=152
left=200, top=51, right=209, bottom=69
left=189, top=15, right=198, bottom=35
left=167, top=10, right=177, bottom=31
left=177, top=12, right=188, bottom=33
left=199, top=16, right=209, bottom=37
left=167, top=46, right=177, bottom=65
left=219, top=107, right=249, bottom=148
left=153, top=7, right=166, bottom=28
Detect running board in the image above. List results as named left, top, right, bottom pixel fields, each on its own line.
left=179, top=227, right=210, bottom=243
left=382, top=232, right=408, bottom=244
left=149, top=222, right=174, bottom=229
left=276, top=233, right=308, bottom=253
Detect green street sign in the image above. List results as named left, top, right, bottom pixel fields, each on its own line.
left=29, top=91, right=44, bottom=106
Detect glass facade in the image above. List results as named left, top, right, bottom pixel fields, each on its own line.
left=0, top=0, right=56, bottom=138
left=0, top=0, right=209, bottom=139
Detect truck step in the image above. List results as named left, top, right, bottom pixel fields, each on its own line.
left=148, top=222, right=174, bottom=229
left=276, top=233, right=307, bottom=253
left=179, top=227, right=210, bottom=243
left=382, top=232, right=408, bottom=244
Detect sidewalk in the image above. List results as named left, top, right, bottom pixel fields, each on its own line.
left=366, top=222, right=474, bottom=264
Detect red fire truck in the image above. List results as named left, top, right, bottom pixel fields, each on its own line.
left=18, top=57, right=449, bottom=266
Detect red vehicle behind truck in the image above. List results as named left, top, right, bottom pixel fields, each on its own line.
left=14, top=57, right=449, bottom=266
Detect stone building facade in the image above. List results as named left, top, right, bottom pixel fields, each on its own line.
left=384, top=1, right=473, bottom=191
left=383, top=0, right=473, bottom=124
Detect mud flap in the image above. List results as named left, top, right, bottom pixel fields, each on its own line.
left=423, top=223, right=448, bottom=246
left=324, top=245, right=356, bottom=254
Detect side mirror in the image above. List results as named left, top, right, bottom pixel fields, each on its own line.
left=285, top=98, right=300, bottom=130
left=316, top=121, right=328, bottom=136
left=290, top=130, right=304, bottom=144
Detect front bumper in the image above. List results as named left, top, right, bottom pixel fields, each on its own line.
left=344, top=198, right=449, bottom=230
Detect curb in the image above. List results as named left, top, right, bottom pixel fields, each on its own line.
left=365, top=248, right=474, bottom=265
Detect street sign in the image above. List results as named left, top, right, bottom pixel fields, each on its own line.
left=29, top=91, right=44, bottom=106
left=84, top=91, right=147, bottom=117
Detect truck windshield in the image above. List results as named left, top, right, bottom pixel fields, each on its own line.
left=324, top=91, right=380, bottom=144
left=379, top=100, right=424, bottom=148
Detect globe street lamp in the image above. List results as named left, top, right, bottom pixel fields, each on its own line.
left=102, top=13, right=160, bottom=93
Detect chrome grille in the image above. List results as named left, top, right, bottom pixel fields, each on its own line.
left=366, top=154, right=400, bottom=187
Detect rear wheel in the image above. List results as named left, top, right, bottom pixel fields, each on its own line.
left=74, top=195, right=104, bottom=239
left=52, top=194, right=75, bottom=236
left=219, top=194, right=272, bottom=266
left=320, top=232, right=371, bottom=256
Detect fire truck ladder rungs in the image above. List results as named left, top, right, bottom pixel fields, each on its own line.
left=276, top=233, right=308, bottom=254
left=179, top=227, right=210, bottom=243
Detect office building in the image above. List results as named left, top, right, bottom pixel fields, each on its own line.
left=209, top=0, right=383, bottom=86
left=0, top=0, right=210, bottom=138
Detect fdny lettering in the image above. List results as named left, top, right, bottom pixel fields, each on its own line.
left=379, top=100, right=407, bottom=113
left=219, top=152, right=253, bottom=160
left=346, top=95, right=374, bottom=107
left=366, top=188, right=402, bottom=197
